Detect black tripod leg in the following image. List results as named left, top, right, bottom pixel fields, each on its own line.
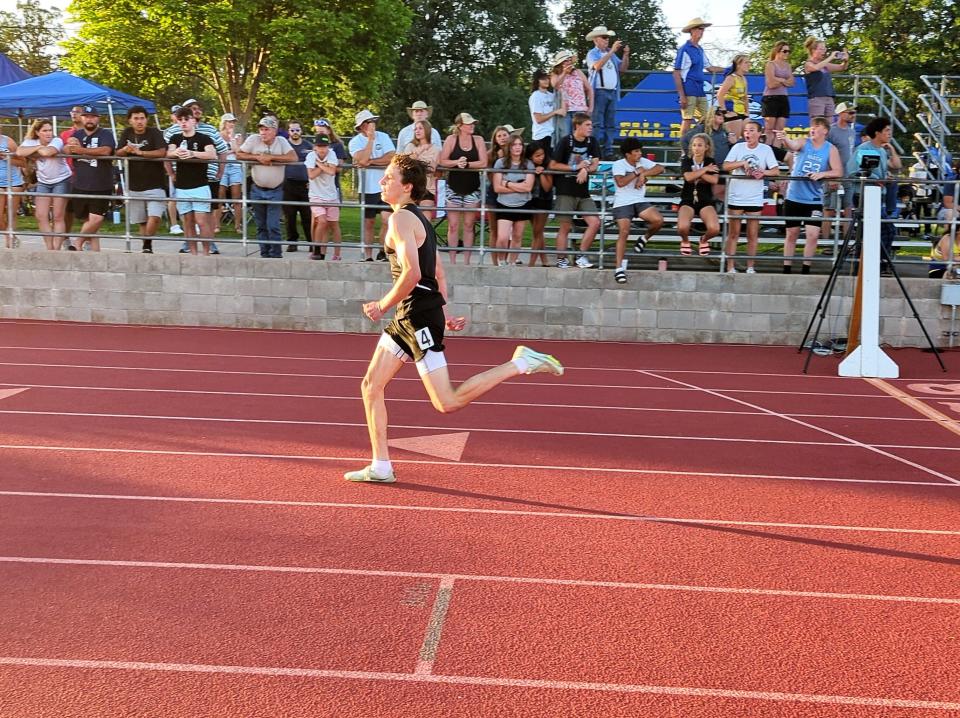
left=880, top=245, right=947, bottom=372
left=800, top=233, right=860, bottom=373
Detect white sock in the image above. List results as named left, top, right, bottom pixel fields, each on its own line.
left=620, top=259, right=628, bottom=270
left=372, top=459, right=393, bottom=475
left=512, top=357, right=529, bottom=374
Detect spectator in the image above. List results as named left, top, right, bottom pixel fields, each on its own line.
left=403, top=119, right=441, bottom=217
left=166, top=106, right=217, bottom=255
left=525, top=141, right=553, bottom=267
left=439, top=112, right=487, bottom=265
left=529, top=69, right=563, bottom=156
left=549, top=49, right=592, bottom=138
left=314, top=118, right=346, bottom=253
left=847, top=116, right=902, bottom=273
left=762, top=41, right=795, bottom=147
left=62, top=105, right=116, bottom=252
left=217, top=113, right=243, bottom=231
left=116, top=105, right=168, bottom=253
left=397, top=101, right=442, bottom=151
left=59, top=105, right=84, bottom=248
left=283, top=120, right=314, bottom=252
left=491, top=134, right=535, bottom=266
left=164, top=105, right=184, bottom=236
left=609, top=137, right=664, bottom=283
left=776, top=117, right=843, bottom=273
left=236, top=116, right=297, bottom=258
left=673, top=18, right=725, bottom=137
left=0, top=129, right=24, bottom=249
left=722, top=119, right=780, bottom=273
left=486, top=125, right=517, bottom=250
left=17, top=118, right=71, bottom=250
left=681, top=107, right=733, bottom=200
left=677, top=133, right=721, bottom=260
left=585, top=25, right=630, bottom=160
left=348, top=109, right=395, bottom=261
left=803, top=37, right=848, bottom=120
left=821, top=102, right=858, bottom=244
left=305, top=135, right=342, bottom=261
left=164, top=99, right=229, bottom=254
left=715, top=54, right=751, bottom=141
left=549, top=112, right=601, bottom=269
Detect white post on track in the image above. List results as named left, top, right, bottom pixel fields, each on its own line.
left=838, top=185, right=899, bottom=378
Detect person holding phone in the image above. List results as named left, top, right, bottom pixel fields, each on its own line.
left=803, top=37, right=848, bottom=120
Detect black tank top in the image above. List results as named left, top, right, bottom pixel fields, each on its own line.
left=386, top=203, right=446, bottom=318
left=447, top=136, right=480, bottom=195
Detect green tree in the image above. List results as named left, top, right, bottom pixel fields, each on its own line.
left=561, top=0, right=674, bottom=78
left=0, top=0, right=64, bottom=75
left=382, top=0, right=563, bottom=136
left=740, top=0, right=960, bottom=111
left=61, top=0, right=412, bottom=131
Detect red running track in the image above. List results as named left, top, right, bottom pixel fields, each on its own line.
left=1, top=319, right=959, bottom=717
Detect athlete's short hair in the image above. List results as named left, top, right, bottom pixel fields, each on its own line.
left=391, top=153, right=428, bottom=202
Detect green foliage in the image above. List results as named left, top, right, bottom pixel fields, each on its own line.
left=61, top=0, right=412, bottom=132
left=381, top=0, right=563, bottom=136
left=561, top=0, right=674, bottom=75
left=0, top=0, right=64, bottom=75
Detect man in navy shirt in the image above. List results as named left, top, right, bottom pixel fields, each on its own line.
left=283, top=120, right=313, bottom=251
left=63, top=105, right=116, bottom=252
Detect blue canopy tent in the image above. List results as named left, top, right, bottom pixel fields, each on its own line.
left=0, top=71, right=157, bottom=138
left=0, top=53, right=32, bottom=86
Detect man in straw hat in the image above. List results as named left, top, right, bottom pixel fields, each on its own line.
left=397, top=100, right=442, bottom=151
left=349, top=109, right=396, bottom=261
left=673, top=17, right=725, bottom=136
left=585, top=25, right=630, bottom=160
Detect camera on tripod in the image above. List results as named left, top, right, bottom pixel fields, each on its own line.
left=855, top=153, right=881, bottom=178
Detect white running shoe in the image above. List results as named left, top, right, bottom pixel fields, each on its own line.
left=745, top=267, right=756, bottom=274
left=169, top=224, right=184, bottom=235
left=726, top=267, right=738, bottom=274
left=344, top=465, right=396, bottom=483
left=512, top=345, right=564, bottom=376
left=575, top=255, right=594, bottom=269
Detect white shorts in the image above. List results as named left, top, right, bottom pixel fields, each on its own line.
left=128, top=188, right=166, bottom=224
left=377, top=332, right=447, bottom=376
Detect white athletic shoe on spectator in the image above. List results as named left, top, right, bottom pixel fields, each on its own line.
left=746, top=267, right=756, bottom=274
left=556, top=257, right=570, bottom=269
left=727, top=267, right=738, bottom=273
left=575, top=255, right=593, bottom=268
left=169, top=224, right=183, bottom=235
left=511, top=345, right=564, bottom=376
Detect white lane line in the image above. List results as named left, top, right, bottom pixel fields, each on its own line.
left=4, top=490, right=959, bottom=537
left=9, top=410, right=960, bottom=456
left=0, top=382, right=928, bottom=420
left=2, top=556, right=957, bottom=605
left=414, top=577, right=455, bottom=676
left=640, top=370, right=960, bottom=486
left=0, top=365, right=902, bottom=397
left=1, top=443, right=956, bottom=488
left=1, top=657, right=957, bottom=711
left=3, top=409, right=959, bottom=452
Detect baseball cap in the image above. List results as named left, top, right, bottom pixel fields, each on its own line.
left=220, top=112, right=237, bottom=122
left=80, top=105, right=100, bottom=116
left=315, top=135, right=331, bottom=145
left=182, top=98, right=200, bottom=107
left=170, top=104, right=182, bottom=114
left=258, top=116, right=279, bottom=129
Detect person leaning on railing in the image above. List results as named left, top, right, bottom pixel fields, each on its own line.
left=116, top=105, right=168, bottom=254
left=524, top=141, right=553, bottom=267
left=491, top=134, right=535, bottom=266
left=549, top=112, right=601, bottom=269
left=17, top=118, right=71, bottom=251
left=0, top=129, right=25, bottom=249
left=438, top=112, right=487, bottom=265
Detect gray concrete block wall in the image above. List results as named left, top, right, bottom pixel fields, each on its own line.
left=0, top=249, right=951, bottom=347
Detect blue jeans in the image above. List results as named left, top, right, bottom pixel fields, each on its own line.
left=592, top=88, right=619, bottom=157
left=251, top=184, right=283, bottom=257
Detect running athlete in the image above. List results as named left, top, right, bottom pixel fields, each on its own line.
left=345, top=154, right=564, bottom=484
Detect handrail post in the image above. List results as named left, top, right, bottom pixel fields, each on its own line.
left=478, top=167, right=487, bottom=266
left=122, top=155, right=132, bottom=252
left=240, top=159, right=248, bottom=253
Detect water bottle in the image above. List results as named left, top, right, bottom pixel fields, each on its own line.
left=570, top=153, right=579, bottom=170
left=180, top=140, right=188, bottom=151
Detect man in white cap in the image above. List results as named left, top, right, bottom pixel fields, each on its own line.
left=585, top=25, right=630, bottom=160
left=396, top=101, right=441, bottom=151
left=349, top=109, right=396, bottom=261
left=673, top=18, right=725, bottom=137
left=821, top=102, right=858, bottom=245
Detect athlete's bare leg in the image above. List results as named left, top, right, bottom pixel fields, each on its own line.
left=359, top=346, right=405, bottom=462
left=419, top=361, right=520, bottom=415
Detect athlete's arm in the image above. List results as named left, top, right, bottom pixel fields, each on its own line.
left=363, top=211, right=421, bottom=321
